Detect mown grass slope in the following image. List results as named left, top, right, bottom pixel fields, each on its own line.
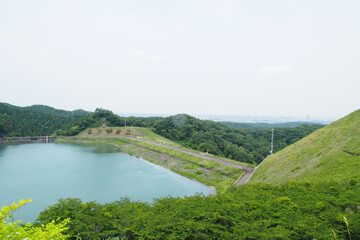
left=77, top=126, right=182, bottom=147
left=250, top=109, right=360, bottom=184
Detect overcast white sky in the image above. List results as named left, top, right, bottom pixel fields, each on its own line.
left=1, top=0, right=359, bottom=120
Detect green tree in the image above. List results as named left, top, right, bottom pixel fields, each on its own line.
left=0, top=199, right=69, bottom=240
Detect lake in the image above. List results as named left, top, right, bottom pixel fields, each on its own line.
left=0, top=143, right=213, bottom=222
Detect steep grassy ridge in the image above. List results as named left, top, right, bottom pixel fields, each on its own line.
left=250, top=109, right=360, bottom=184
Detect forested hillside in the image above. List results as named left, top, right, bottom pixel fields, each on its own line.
left=25, top=104, right=89, bottom=117
left=152, top=114, right=323, bottom=164
left=0, top=103, right=89, bottom=137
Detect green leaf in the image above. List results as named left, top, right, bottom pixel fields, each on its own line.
left=10, top=202, right=17, bottom=211
left=18, top=198, right=32, bottom=207
left=1, top=206, right=11, bottom=215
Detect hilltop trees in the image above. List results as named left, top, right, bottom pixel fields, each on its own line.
left=53, top=108, right=125, bottom=136
left=0, top=103, right=89, bottom=137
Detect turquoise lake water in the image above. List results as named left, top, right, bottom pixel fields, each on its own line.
left=0, top=143, right=213, bottom=222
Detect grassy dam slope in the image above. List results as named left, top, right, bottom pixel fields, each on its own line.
left=250, top=109, right=360, bottom=184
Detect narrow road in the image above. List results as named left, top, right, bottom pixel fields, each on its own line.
left=234, top=170, right=256, bottom=185
left=128, top=137, right=256, bottom=185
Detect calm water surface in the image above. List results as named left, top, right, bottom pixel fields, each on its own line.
left=0, top=143, right=213, bottom=222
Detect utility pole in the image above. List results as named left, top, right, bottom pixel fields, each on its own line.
left=270, top=128, right=274, bottom=155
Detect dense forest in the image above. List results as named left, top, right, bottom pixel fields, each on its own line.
left=0, top=103, right=89, bottom=137
left=35, top=181, right=359, bottom=240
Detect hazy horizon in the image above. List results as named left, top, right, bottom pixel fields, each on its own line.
left=1, top=101, right=334, bottom=123
left=1, top=1, right=359, bottom=120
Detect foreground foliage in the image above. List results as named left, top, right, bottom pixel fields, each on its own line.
left=0, top=199, right=69, bottom=240
left=36, top=181, right=360, bottom=240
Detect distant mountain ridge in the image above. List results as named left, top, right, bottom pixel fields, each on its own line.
left=221, top=121, right=325, bottom=130
left=25, top=104, right=89, bottom=116
left=250, top=109, right=360, bottom=184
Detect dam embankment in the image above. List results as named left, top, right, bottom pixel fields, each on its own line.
left=0, top=136, right=62, bottom=144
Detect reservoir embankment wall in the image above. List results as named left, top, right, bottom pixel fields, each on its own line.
left=0, top=136, right=61, bottom=144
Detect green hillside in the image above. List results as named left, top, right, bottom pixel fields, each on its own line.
left=152, top=114, right=323, bottom=164
left=250, top=109, right=360, bottom=184
left=0, top=103, right=89, bottom=137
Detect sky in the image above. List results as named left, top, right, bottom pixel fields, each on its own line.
left=1, top=0, right=359, bottom=121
